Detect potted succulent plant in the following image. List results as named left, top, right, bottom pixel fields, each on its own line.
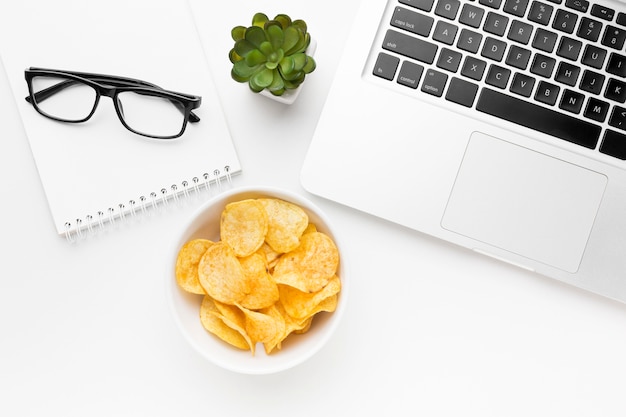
left=228, top=12, right=317, bottom=104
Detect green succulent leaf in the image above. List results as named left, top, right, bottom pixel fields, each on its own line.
left=282, top=26, right=301, bottom=54
left=283, top=74, right=305, bottom=90
left=259, top=41, right=274, bottom=57
left=251, top=67, right=274, bottom=90
left=245, top=25, right=267, bottom=48
left=303, top=56, right=316, bottom=73
left=228, top=49, right=241, bottom=64
left=273, top=14, right=292, bottom=29
left=234, top=39, right=256, bottom=58
left=282, top=69, right=304, bottom=81
left=279, top=56, right=295, bottom=75
left=268, top=69, right=285, bottom=93
left=232, top=60, right=261, bottom=80
left=231, top=26, right=246, bottom=42
left=252, top=12, right=269, bottom=28
left=266, top=24, right=284, bottom=50
left=245, top=48, right=267, bottom=66
left=286, top=30, right=308, bottom=55
left=291, top=53, right=307, bottom=71
left=292, top=19, right=308, bottom=33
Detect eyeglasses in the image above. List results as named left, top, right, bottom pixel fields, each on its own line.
left=24, top=67, right=202, bottom=139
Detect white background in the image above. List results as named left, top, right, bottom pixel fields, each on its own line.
left=2, top=0, right=626, bottom=415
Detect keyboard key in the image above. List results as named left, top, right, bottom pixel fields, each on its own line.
left=486, top=64, right=512, bottom=88
left=590, top=5, right=613, bottom=22
left=435, top=0, right=461, bottom=20
left=584, top=97, right=610, bottom=122
left=553, top=9, right=579, bottom=34
left=481, top=37, right=508, bottom=61
left=579, top=70, right=605, bottom=95
left=399, top=0, right=436, bottom=12
left=556, top=37, right=582, bottom=60
left=483, top=12, right=510, bottom=36
left=510, top=72, right=536, bottom=96
left=391, top=7, right=435, bottom=37
left=508, top=20, right=534, bottom=44
left=581, top=45, right=607, bottom=69
left=437, top=48, right=463, bottom=72
left=602, top=25, right=626, bottom=50
left=600, top=130, right=626, bottom=159
left=382, top=30, right=438, bottom=64
left=577, top=17, right=603, bottom=42
left=532, top=28, right=558, bottom=52
left=555, top=61, right=580, bottom=86
left=476, top=88, right=601, bottom=148
left=609, top=105, right=626, bottom=130
left=397, top=61, right=425, bottom=88
left=607, top=53, right=626, bottom=77
left=530, top=54, right=556, bottom=77
left=617, top=12, right=626, bottom=27
left=373, top=53, right=400, bottom=80
left=503, top=0, right=529, bottom=17
left=445, top=77, right=479, bottom=106
left=528, top=1, right=554, bottom=25
left=534, top=80, right=560, bottom=105
left=506, top=45, right=532, bottom=69
left=459, top=3, right=485, bottom=28
left=560, top=89, right=585, bottom=113
left=605, top=78, right=626, bottom=103
left=457, top=28, right=483, bottom=53
left=461, top=56, right=487, bottom=80
left=479, top=0, right=503, bottom=9
left=565, top=0, right=588, bottom=13
left=421, top=68, right=448, bottom=96
left=433, top=20, right=459, bottom=44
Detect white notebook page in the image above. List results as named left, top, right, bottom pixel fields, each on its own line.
left=0, top=0, right=240, bottom=237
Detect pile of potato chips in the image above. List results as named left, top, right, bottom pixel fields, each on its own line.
left=175, top=197, right=341, bottom=355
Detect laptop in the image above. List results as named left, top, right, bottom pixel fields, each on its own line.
left=301, top=0, right=626, bottom=303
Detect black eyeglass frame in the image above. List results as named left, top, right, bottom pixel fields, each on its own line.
left=24, top=67, right=202, bottom=139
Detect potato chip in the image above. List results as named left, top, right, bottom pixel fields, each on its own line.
left=213, top=299, right=246, bottom=327
left=302, top=223, right=317, bottom=235
left=272, top=302, right=313, bottom=348
left=237, top=304, right=283, bottom=345
left=199, top=296, right=252, bottom=351
left=175, top=239, right=213, bottom=294
left=272, top=231, right=339, bottom=293
left=198, top=242, right=251, bottom=304
left=258, top=305, right=287, bottom=354
left=293, top=317, right=313, bottom=335
left=278, top=275, right=341, bottom=319
left=238, top=253, right=279, bottom=310
left=220, top=199, right=268, bottom=257
left=258, top=198, right=309, bottom=253
left=258, top=242, right=281, bottom=271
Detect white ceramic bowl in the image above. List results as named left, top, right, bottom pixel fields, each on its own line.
left=166, top=186, right=348, bottom=374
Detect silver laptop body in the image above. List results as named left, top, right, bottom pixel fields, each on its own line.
left=301, top=0, right=626, bottom=302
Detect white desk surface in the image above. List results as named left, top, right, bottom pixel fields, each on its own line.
left=2, top=1, right=626, bottom=416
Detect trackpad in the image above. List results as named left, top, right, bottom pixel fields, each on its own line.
left=441, top=132, right=607, bottom=273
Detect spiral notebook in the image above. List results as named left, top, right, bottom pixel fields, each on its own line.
left=0, top=0, right=240, bottom=240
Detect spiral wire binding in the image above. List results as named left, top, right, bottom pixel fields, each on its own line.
left=64, top=166, right=232, bottom=242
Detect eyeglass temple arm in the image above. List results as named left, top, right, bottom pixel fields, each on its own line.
left=25, top=78, right=200, bottom=123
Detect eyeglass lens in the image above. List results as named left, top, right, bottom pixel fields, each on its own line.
left=31, top=75, right=97, bottom=121
left=116, top=91, right=187, bottom=138
left=30, top=74, right=188, bottom=138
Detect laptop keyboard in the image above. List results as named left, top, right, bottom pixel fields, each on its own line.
left=372, top=0, right=626, bottom=161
